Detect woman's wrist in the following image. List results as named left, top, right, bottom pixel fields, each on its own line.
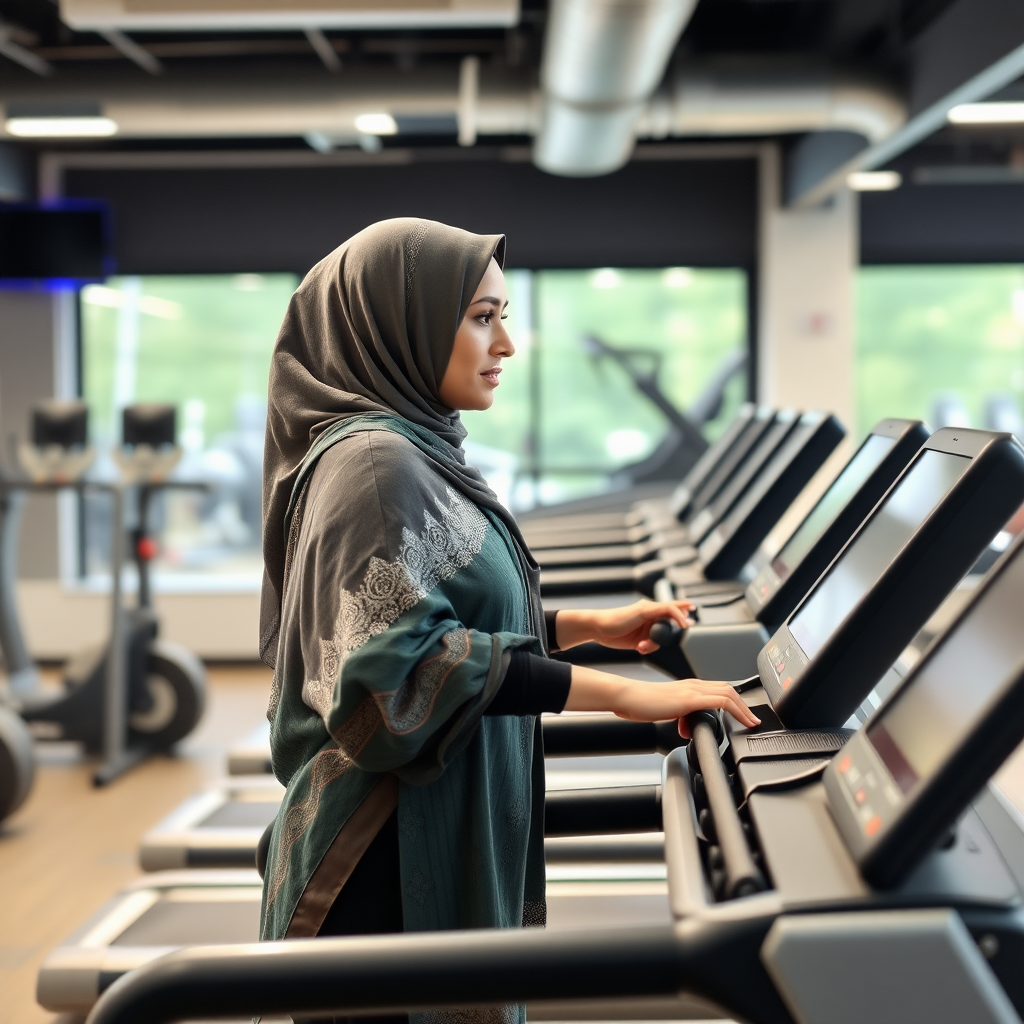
left=553, top=609, right=598, bottom=651
left=564, top=664, right=631, bottom=713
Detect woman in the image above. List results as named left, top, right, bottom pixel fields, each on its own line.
left=259, top=218, right=759, bottom=1019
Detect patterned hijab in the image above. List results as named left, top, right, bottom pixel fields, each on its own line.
left=260, top=217, right=540, bottom=666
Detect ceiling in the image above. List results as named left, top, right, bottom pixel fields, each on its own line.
left=0, top=0, right=1020, bottom=205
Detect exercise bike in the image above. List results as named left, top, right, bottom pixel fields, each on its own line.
left=0, top=400, right=206, bottom=785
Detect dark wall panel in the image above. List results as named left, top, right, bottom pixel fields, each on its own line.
left=861, top=183, right=1024, bottom=264
left=64, top=156, right=757, bottom=274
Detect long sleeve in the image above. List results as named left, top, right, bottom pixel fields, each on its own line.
left=484, top=650, right=571, bottom=716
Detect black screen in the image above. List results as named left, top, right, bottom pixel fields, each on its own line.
left=867, top=555, right=1024, bottom=794
left=0, top=205, right=109, bottom=279
left=773, top=434, right=896, bottom=581
left=789, top=450, right=970, bottom=659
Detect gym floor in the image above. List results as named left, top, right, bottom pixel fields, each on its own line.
left=4, top=666, right=1024, bottom=1024
left=0, top=664, right=273, bottom=1024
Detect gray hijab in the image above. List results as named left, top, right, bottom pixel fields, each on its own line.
left=260, top=217, right=540, bottom=666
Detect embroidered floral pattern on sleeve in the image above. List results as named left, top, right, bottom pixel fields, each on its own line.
left=375, top=629, right=470, bottom=734
left=302, top=487, right=487, bottom=722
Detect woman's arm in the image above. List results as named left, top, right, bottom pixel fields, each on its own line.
left=553, top=599, right=694, bottom=654
left=565, top=663, right=760, bottom=736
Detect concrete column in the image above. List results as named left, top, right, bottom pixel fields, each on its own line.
left=757, top=144, right=858, bottom=435
left=0, top=289, right=75, bottom=579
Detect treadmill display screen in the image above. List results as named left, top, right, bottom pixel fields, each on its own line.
left=867, top=555, right=1024, bottom=793
left=789, top=450, right=970, bottom=659
left=772, top=434, right=896, bottom=581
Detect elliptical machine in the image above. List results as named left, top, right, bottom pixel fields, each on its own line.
left=0, top=400, right=207, bottom=785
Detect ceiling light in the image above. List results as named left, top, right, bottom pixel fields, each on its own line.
left=354, top=113, right=397, bottom=136
left=4, top=101, right=117, bottom=138
left=847, top=170, right=902, bottom=192
left=948, top=102, right=1024, bottom=124
left=6, top=116, right=117, bottom=137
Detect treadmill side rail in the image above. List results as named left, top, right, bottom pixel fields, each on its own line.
left=762, top=908, right=1022, bottom=1024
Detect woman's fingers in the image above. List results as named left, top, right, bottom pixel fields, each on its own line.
left=685, top=687, right=761, bottom=728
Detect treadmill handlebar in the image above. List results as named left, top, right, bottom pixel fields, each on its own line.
left=542, top=714, right=685, bottom=756
left=687, top=715, right=765, bottom=899
left=83, top=919, right=767, bottom=1024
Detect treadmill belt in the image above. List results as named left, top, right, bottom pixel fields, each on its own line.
left=200, top=800, right=281, bottom=829
left=111, top=897, right=261, bottom=947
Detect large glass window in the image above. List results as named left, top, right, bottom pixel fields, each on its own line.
left=80, top=274, right=298, bottom=584
left=857, top=265, right=1024, bottom=437
left=80, top=267, right=749, bottom=585
left=464, top=267, right=749, bottom=508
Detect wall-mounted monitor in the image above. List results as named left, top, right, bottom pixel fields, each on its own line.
left=0, top=201, right=112, bottom=285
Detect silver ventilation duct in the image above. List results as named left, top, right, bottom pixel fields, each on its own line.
left=641, top=65, right=905, bottom=143
left=534, top=0, right=700, bottom=176
left=0, top=63, right=905, bottom=179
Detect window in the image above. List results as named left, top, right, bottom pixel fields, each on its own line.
left=857, top=266, right=1024, bottom=438
left=464, top=267, right=749, bottom=508
left=80, top=267, right=749, bottom=585
left=80, top=274, right=298, bottom=584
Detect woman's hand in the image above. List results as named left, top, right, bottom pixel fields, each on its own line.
left=565, top=665, right=760, bottom=737
left=554, top=600, right=695, bottom=654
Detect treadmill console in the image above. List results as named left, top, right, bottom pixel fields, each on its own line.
left=686, top=410, right=799, bottom=544
left=676, top=407, right=777, bottom=524
left=668, top=403, right=756, bottom=520
left=825, top=531, right=1024, bottom=887
left=757, top=428, right=1024, bottom=728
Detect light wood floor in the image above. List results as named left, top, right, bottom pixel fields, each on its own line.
left=0, top=664, right=273, bottom=1024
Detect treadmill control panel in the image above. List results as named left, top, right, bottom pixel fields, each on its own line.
left=759, top=625, right=809, bottom=703
left=746, top=563, right=781, bottom=613
left=824, top=530, right=1024, bottom=887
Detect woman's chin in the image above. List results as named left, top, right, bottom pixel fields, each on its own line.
left=464, top=391, right=495, bottom=412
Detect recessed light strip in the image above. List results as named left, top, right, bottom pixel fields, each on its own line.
left=5, top=116, right=118, bottom=137
left=948, top=102, right=1024, bottom=125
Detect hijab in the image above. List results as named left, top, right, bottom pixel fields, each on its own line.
left=260, top=217, right=540, bottom=666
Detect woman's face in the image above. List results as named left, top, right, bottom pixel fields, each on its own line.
left=439, top=257, right=514, bottom=411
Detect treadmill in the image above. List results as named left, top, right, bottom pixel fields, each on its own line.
left=671, top=424, right=1024, bottom=792
left=81, top=532, right=1024, bottom=1024
left=646, top=418, right=929, bottom=679
left=520, top=403, right=774, bottom=550
left=39, top=761, right=679, bottom=1017
left=143, top=685, right=678, bottom=872
left=540, top=409, right=844, bottom=598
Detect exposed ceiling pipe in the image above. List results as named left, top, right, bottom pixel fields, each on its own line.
left=0, top=64, right=905, bottom=155
left=533, top=0, right=700, bottom=177
left=641, top=65, right=905, bottom=143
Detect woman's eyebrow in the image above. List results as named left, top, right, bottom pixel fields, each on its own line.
left=470, top=296, right=509, bottom=307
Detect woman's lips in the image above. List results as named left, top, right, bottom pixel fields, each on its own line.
left=480, top=367, right=502, bottom=387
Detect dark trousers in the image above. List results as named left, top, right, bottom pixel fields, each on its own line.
left=293, top=810, right=407, bottom=1024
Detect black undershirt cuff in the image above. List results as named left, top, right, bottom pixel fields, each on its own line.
left=545, top=608, right=560, bottom=653
left=484, top=649, right=572, bottom=717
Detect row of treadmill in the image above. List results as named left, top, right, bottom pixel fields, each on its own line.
left=57, top=403, right=1024, bottom=1024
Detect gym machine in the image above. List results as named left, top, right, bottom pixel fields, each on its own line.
left=0, top=401, right=206, bottom=784
left=81, top=527, right=1024, bottom=1024
left=650, top=426, right=1024, bottom=683
left=538, top=409, right=844, bottom=598
left=520, top=402, right=773, bottom=548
